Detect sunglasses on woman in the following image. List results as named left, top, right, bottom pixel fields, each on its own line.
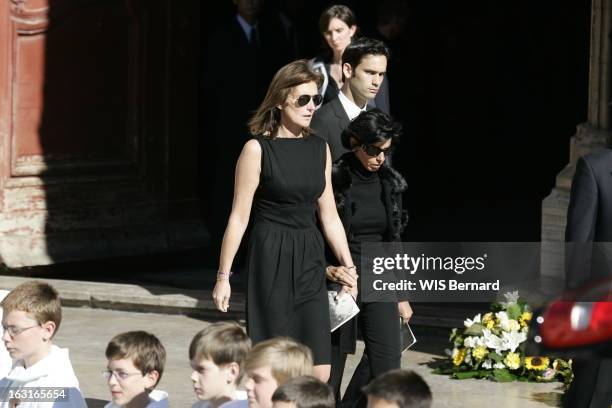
left=294, top=94, right=323, bottom=107
left=361, top=144, right=394, bottom=157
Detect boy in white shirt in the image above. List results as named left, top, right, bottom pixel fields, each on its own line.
left=103, top=331, right=168, bottom=408
left=189, top=322, right=251, bottom=408
left=0, top=281, right=87, bottom=408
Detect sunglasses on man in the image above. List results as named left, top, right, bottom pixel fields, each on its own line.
left=294, top=94, right=323, bottom=107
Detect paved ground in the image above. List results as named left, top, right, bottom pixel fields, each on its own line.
left=53, top=306, right=565, bottom=408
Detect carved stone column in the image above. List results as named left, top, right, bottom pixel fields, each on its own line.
left=541, top=0, right=612, bottom=286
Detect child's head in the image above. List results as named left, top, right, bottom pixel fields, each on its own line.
left=189, top=321, right=251, bottom=401
left=104, top=331, right=166, bottom=408
left=244, top=337, right=313, bottom=408
left=1, top=281, right=61, bottom=366
left=271, top=376, right=335, bottom=408
left=363, top=369, right=432, bottom=408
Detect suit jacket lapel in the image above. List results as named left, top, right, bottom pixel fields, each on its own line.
left=330, top=97, right=350, bottom=126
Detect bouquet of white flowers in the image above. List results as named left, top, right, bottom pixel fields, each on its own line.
left=434, top=291, right=573, bottom=385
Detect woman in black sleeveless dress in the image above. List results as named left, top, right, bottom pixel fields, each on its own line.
left=212, top=60, right=357, bottom=382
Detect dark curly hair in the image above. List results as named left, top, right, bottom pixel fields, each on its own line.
left=341, top=108, right=401, bottom=150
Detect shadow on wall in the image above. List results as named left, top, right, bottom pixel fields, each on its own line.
left=7, top=0, right=202, bottom=267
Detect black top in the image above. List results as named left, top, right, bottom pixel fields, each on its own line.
left=346, top=155, right=387, bottom=260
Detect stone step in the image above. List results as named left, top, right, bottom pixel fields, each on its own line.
left=0, top=275, right=481, bottom=330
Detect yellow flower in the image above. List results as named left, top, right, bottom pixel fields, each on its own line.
left=472, top=346, right=488, bottom=360
left=482, top=313, right=496, bottom=329
left=503, top=352, right=521, bottom=370
left=453, top=348, right=467, bottom=366
left=525, top=356, right=550, bottom=371
left=519, top=312, right=533, bottom=327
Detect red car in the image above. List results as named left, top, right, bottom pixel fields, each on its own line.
left=529, top=278, right=612, bottom=357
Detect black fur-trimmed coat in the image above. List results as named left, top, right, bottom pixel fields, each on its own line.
left=327, top=154, right=409, bottom=354
left=332, top=154, right=409, bottom=243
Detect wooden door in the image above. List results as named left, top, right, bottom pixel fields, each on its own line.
left=0, top=0, right=204, bottom=267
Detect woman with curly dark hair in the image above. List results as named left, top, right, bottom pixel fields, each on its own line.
left=325, top=108, right=411, bottom=407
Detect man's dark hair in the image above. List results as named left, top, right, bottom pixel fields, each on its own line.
left=362, top=370, right=432, bottom=408
left=342, top=37, right=390, bottom=70
left=272, top=376, right=335, bottom=408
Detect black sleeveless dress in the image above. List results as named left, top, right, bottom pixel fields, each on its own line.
left=246, top=135, right=331, bottom=365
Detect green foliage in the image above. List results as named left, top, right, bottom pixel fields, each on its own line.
left=464, top=323, right=484, bottom=336
left=488, top=352, right=503, bottom=362
left=492, top=369, right=517, bottom=382
left=506, top=303, right=522, bottom=320
left=454, top=371, right=484, bottom=379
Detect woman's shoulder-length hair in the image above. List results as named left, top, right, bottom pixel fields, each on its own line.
left=318, top=4, right=357, bottom=34
left=248, top=60, right=323, bottom=139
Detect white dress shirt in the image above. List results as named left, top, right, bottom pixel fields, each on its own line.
left=338, top=90, right=367, bottom=121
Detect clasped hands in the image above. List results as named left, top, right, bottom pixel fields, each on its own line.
left=326, top=265, right=413, bottom=323
left=326, top=265, right=358, bottom=300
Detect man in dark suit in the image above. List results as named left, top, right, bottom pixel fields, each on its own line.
left=311, top=38, right=390, bottom=161
left=564, top=148, right=612, bottom=408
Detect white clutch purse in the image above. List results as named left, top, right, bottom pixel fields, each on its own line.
left=400, top=317, right=417, bottom=353
left=328, top=290, right=360, bottom=332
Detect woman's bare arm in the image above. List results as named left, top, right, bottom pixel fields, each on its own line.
left=213, top=139, right=261, bottom=311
